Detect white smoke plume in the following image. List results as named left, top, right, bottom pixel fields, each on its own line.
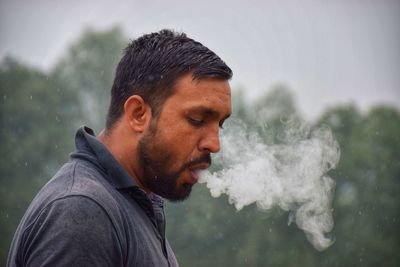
left=199, top=118, right=340, bottom=251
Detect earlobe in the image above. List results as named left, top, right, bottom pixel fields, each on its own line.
left=124, top=95, right=151, bottom=133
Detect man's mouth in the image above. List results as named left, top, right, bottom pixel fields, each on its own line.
left=188, top=163, right=210, bottom=183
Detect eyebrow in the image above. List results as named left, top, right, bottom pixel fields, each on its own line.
left=188, top=106, right=231, bottom=121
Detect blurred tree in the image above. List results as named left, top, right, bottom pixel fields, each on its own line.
left=0, top=26, right=127, bottom=266
left=52, top=26, right=127, bottom=132
left=0, top=57, right=81, bottom=264
left=316, top=105, right=400, bottom=267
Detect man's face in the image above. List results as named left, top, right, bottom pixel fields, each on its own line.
left=138, top=74, right=231, bottom=201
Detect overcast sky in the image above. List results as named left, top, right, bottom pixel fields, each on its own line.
left=1, top=0, right=399, bottom=119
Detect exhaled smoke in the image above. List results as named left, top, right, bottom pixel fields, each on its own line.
left=199, top=118, right=340, bottom=251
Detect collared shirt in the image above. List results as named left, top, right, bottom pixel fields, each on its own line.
left=7, top=126, right=179, bottom=267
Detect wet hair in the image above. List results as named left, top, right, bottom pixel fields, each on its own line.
left=106, top=29, right=233, bottom=129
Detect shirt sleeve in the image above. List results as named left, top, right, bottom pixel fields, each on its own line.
left=21, top=195, right=123, bottom=267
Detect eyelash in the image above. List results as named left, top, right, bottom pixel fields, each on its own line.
left=188, top=117, right=204, bottom=127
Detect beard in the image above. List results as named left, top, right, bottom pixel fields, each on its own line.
left=138, top=124, right=211, bottom=202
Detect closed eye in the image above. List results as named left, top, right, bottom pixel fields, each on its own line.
left=188, top=117, right=226, bottom=129
left=187, top=117, right=204, bottom=127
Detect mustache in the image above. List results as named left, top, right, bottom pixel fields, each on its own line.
left=183, top=153, right=212, bottom=170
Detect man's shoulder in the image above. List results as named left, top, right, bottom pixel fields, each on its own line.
left=7, top=159, right=130, bottom=267
left=69, top=159, right=117, bottom=203
left=41, top=159, right=109, bottom=196
left=26, top=159, right=123, bottom=226
left=9, top=187, right=126, bottom=267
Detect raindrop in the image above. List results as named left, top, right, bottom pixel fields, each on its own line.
left=29, top=95, right=33, bottom=100
left=24, top=161, right=28, bottom=167
left=3, top=94, right=7, bottom=100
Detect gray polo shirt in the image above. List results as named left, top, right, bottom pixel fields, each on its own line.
left=7, top=126, right=179, bottom=267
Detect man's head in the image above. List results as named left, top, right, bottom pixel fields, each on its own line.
left=106, top=29, right=232, bottom=129
left=104, top=29, right=232, bottom=201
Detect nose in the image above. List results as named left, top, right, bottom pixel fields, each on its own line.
left=198, top=128, right=221, bottom=153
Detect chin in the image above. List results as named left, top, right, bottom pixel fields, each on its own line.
left=167, top=184, right=193, bottom=202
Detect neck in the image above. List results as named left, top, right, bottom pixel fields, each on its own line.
left=97, top=127, right=149, bottom=193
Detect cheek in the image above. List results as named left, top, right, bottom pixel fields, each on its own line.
left=169, top=131, right=199, bottom=163
left=156, top=115, right=201, bottom=160
left=160, top=118, right=194, bottom=144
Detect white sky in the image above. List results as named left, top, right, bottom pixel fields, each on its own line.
left=1, top=0, right=399, bottom=119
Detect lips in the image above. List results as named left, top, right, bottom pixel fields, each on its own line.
left=188, top=163, right=210, bottom=183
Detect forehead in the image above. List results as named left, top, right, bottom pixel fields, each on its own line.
left=163, top=74, right=232, bottom=115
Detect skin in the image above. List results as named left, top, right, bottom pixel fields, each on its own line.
left=98, top=73, right=231, bottom=200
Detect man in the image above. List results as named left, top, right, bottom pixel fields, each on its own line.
left=7, top=29, right=232, bottom=266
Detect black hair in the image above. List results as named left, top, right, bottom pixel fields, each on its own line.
left=106, top=29, right=233, bottom=129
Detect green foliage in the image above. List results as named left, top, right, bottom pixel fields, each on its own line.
left=52, top=27, right=127, bottom=131
left=316, top=105, right=400, bottom=266
left=1, top=28, right=399, bottom=266
left=0, top=27, right=126, bottom=266
left=0, top=57, right=80, bottom=263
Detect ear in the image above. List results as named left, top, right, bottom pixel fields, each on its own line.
left=123, top=95, right=152, bottom=133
